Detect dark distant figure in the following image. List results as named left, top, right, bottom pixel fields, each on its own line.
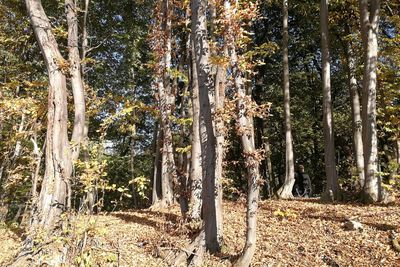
left=292, top=165, right=312, bottom=197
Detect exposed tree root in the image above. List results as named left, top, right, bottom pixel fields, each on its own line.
left=172, top=230, right=205, bottom=267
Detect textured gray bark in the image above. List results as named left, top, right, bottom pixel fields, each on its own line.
left=189, top=36, right=202, bottom=220
left=359, top=0, right=380, bottom=202
left=191, top=0, right=221, bottom=252
left=277, top=0, right=295, bottom=199
left=320, top=0, right=339, bottom=200
left=154, top=0, right=176, bottom=208
left=213, top=51, right=226, bottom=241
left=26, top=0, right=72, bottom=228
left=345, top=40, right=365, bottom=188
left=231, top=45, right=260, bottom=267
left=66, top=0, right=86, bottom=163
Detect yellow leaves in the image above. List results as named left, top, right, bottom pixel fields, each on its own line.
left=56, top=57, right=70, bottom=74
left=129, top=176, right=150, bottom=200
left=176, top=145, right=191, bottom=154
left=52, top=25, right=68, bottom=39
left=273, top=208, right=298, bottom=220
left=210, top=55, right=230, bottom=68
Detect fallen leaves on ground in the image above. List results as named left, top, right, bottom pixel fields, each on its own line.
left=2, top=199, right=400, bottom=266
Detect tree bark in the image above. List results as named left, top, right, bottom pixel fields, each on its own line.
left=320, top=0, right=339, bottom=200
left=189, top=36, right=203, bottom=220
left=152, top=124, right=162, bottom=204
left=277, top=0, right=295, bottom=199
left=345, top=38, right=365, bottom=188
left=359, top=0, right=381, bottom=202
left=66, top=0, right=86, bottom=163
left=231, top=38, right=260, bottom=267
left=156, top=0, right=176, bottom=208
left=26, top=0, right=72, bottom=228
left=191, top=0, right=221, bottom=252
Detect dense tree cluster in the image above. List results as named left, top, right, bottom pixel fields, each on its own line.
left=0, top=0, right=399, bottom=265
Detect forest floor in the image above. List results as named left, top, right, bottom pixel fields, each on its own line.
left=1, top=199, right=400, bottom=266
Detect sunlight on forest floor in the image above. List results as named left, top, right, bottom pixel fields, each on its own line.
left=2, top=199, right=400, bottom=266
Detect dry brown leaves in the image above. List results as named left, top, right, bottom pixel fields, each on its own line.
left=2, top=199, right=400, bottom=266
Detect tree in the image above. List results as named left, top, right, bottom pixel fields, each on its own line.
left=26, top=0, right=72, bottom=228
left=189, top=35, right=203, bottom=220
left=151, top=0, right=176, bottom=208
left=191, top=0, right=221, bottom=253
left=343, top=24, right=365, bottom=188
left=320, top=0, right=339, bottom=200
left=277, top=0, right=295, bottom=199
left=66, top=0, right=86, bottom=163
left=359, top=0, right=380, bottom=202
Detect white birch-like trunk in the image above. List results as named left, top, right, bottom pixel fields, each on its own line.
left=66, top=0, right=86, bottom=163
left=321, top=0, right=339, bottom=200
left=277, top=0, right=295, bottom=199
left=359, top=0, right=380, bottom=202
left=346, top=40, right=365, bottom=188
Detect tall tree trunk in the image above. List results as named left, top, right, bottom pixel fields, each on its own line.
left=345, top=38, right=365, bottom=188
left=191, top=0, right=221, bottom=252
left=210, top=0, right=226, bottom=243
left=26, top=0, right=72, bottom=228
left=66, top=0, right=86, bottom=163
left=231, top=38, right=260, bottom=267
left=359, top=0, right=380, bottom=202
left=277, top=0, right=295, bottom=199
left=154, top=0, right=176, bottom=208
left=320, top=0, right=339, bottom=200
left=189, top=36, right=203, bottom=220
left=213, top=52, right=226, bottom=240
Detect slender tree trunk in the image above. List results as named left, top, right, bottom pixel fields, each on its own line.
left=359, top=0, right=381, bottom=202
left=130, top=135, right=138, bottom=208
left=345, top=39, right=365, bottom=188
left=154, top=0, right=176, bottom=208
left=231, top=39, right=260, bottom=267
left=214, top=55, right=226, bottom=239
left=66, top=0, right=86, bottom=163
left=320, top=0, right=339, bottom=200
left=29, top=132, right=45, bottom=226
left=189, top=36, right=203, bottom=220
left=26, top=0, right=72, bottom=228
left=13, top=113, right=26, bottom=160
left=81, top=0, right=90, bottom=76
left=191, top=0, right=221, bottom=252
left=277, top=0, right=295, bottom=199
left=152, top=124, right=162, bottom=205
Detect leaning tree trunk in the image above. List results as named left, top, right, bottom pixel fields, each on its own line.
left=192, top=0, right=221, bottom=253
left=345, top=38, right=365, bottom=188
left=231, top=42, right=261, bottom=267
left=359, top=0, right=381, bottom=202
left=277, top=0, right=295, bottom=199
left=26, top=0, right=72, bottom=228
left=320, top=0, right=339, bottom=201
